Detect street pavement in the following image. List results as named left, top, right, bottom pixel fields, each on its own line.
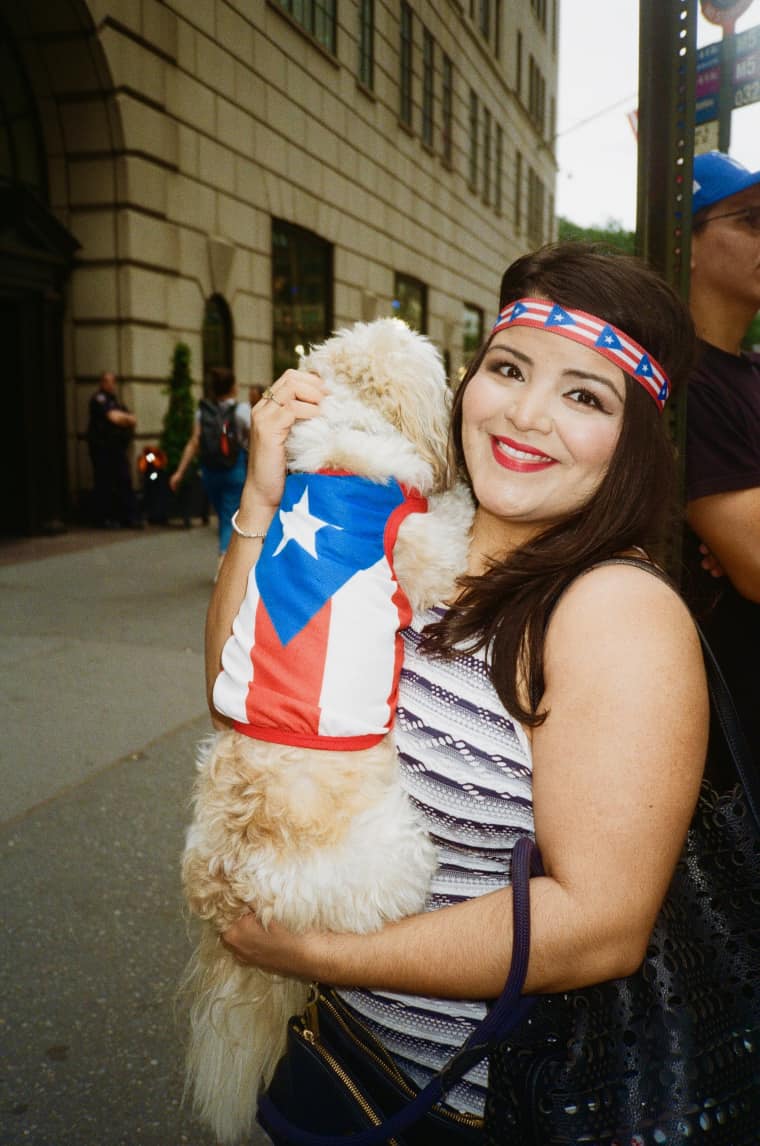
left=0, top=525, right=271, bottom=1146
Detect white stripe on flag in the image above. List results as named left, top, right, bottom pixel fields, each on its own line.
left=318, top=558, right=399, bottom=738
left=214, top=563, right=260, bottom=723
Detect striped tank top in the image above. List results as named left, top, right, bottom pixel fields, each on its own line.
left=339, top=605, right=534, bottom=1116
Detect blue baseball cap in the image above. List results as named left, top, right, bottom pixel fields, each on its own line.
left=692, top=151, right=760, bottom=213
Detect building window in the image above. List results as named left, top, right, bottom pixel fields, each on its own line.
left=531, top=0, right=547, bottom=30
left=441, top=54, right=453, bottom=166
left=422, top=27, right=434, bottom=148
left=528, top=55, right=546, bottom=135
left=202, top=294, right=234, bottom=392
left=0, top=33, right=46, bottom=194
left=358, top=0, right=374, bottom=89
left=393, top=273, right=427, bottom=333
left=400, top=2, right=413, bottom=128
left=468, top=88, right=478, bottom=190
left=479, top=0, right=490, bottom=39
left=483, top=107, right=492, bottom=205
left=495, top=124, right=503, bottom=214
left=527, top=166, right=545, bottom=245
left=272, top=220, right=333, bottom=379
left=276, top=0, right=337, bottom=54
left=516, top=31, right=523, bottom=101
left=463, top=303, right=484, bottom=360
left=515, top=149, right=523, bottom=231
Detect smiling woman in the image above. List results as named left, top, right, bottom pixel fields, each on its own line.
left=210, top=242, right=716, bottom=1142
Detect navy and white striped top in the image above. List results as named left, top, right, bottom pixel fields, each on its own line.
left=339, top=606, right=534, bottom=1116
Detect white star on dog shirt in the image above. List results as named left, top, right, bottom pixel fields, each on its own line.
left=273, top=487, right=339, bottom=558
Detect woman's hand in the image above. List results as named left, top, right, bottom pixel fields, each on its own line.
left=222, top=911, right=318, bottom=979
left=241, top=370, right=327, bottom=517
left=205, top=370, right=326, bottom=724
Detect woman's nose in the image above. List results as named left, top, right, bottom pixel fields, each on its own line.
left=506, top=383, right=553, bottom=434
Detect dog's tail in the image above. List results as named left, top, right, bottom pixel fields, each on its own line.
left=182, top=926, right=310, bottom=1144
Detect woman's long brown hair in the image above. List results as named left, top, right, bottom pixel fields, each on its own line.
left=421, top=243, right=697, bottom=726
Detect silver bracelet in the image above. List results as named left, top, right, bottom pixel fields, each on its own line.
left=231, top=509, right=268, bottom=539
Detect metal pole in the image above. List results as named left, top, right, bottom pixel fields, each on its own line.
left=718, top=23, right=736, bottom=149
left=636, top=0, right=698, bottom=577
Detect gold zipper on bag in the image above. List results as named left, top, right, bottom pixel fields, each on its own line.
left=294, top=1018, right=402, bottom=1146
left=309, top=988, right=484, bottom=1131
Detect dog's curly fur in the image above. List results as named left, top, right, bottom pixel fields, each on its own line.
left=180, top=318, right=474, bottom=1143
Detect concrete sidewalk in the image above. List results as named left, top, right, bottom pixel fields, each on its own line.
left=0, top=525, right=270, bottom=1145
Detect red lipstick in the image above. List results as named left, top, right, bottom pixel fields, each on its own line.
left=491, top=435, right=556, bottom=473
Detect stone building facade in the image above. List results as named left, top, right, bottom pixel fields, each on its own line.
left=0, top=0, right=558, bottom=532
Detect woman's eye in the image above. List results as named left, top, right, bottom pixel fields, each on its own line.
left=496, top=361, right=523, bottom=381
left=567, top=388, right=603, bottom=410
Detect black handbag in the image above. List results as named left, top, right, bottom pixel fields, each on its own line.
left=258, top=986, right=482, bottom=1145
left=257, top=839, right=544, bottom=1145
left=485, top=567, right=760, bottom=1144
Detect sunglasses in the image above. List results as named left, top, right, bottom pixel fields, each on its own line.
left=702, top=206, right=760, bottom=233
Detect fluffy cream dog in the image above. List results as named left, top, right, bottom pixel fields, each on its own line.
left=181, top=318, right=474, bottom=1143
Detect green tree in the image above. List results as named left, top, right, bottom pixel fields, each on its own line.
left=558, top=217, right=635, bottom=255
left=160, top=342, right=197, bottom=482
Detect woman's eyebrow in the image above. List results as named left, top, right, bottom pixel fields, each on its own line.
left=487, top=340, right=532, bottom=364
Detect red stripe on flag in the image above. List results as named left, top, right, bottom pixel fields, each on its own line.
left=244, top=597, right=331, bottom=737
left=383, top=491, right=427, bottom=728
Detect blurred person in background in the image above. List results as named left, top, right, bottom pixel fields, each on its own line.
left=170, top=366, right=250, bottom=578
left=86, top=370, right=141, bottom=529
left=684, top=151, right=760, bottom=766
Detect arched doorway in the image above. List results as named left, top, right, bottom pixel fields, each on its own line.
left=0, top=20, right=78, bottom=534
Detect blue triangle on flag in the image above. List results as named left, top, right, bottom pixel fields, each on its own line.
left=545, top=305, right=574, bottom=327
left=256, top=473, right=404, bottom=646
left=635, top=354, right=654, bottom=378
left=658, top=380, right=669, bottom=401
left=595, top=325, right=623, bottom=351
left=511, top=300, right=529, bottom=319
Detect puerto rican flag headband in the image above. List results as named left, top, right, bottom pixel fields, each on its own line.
left=492, top=298, right=670, bottom=412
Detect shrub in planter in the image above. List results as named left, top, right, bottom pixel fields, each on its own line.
left=157, top=343, right=208, bottom=526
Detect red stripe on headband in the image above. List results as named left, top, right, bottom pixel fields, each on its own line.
left=492, top=298, right=670, bottom=411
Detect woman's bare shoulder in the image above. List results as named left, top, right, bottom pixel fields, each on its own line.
left=546, top=559, right=701, bottom=669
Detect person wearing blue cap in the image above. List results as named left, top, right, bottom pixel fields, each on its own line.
left=685, top=150, right=760, bottom=765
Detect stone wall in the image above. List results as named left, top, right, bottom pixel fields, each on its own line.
left=28, top=0, right=557, bottom=499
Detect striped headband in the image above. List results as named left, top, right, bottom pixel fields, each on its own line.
left=492, top=298, right=670, bottom=411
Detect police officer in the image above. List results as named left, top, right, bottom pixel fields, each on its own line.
left=87, top=371, right=141, bottom=528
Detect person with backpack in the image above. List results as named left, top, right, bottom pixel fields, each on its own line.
left=170, top=366, right=251, bottom=576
